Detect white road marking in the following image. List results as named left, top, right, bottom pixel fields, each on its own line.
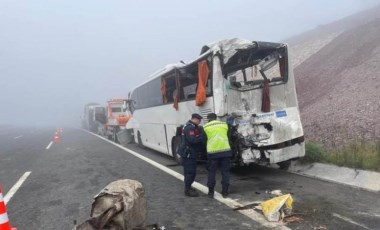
left=4, top=171, right=31, bottom=205
left=13, top=135, right=23, bottom=139
left=46, top=141, right=53, bottom=150
left=84, top=130, right=290, bottom=230
left=358, top=211, right=380, bottom=218
left=332, top=213, right=370, bottom=230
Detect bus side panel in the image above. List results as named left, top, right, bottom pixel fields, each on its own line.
left=131, top=98, right=214, bottom=157
left=139, top=123, right=169, bottom=155
left=285, top=48, right=301, bottom=108
left=269, top=142, right=305, bottom=164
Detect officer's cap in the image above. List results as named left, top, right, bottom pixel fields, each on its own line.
left=191, top=113, right=203, bottom=120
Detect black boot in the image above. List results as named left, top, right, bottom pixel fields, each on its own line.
left=185, top=189, right=199, bottom=197
left=208, top=188, right=214, bottom=198
left=222, top=187, right=229, bottom=198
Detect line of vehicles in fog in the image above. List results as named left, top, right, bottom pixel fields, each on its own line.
left=82, top=99, right=131, bottom=143
left=82, top=38, right=305, bottom=170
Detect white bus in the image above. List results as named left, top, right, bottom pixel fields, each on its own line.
left=126, top=38, right=305, bottom=169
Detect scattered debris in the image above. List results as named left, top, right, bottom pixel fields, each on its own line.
left=233, top=202, right=262, bottom=211
left=283, top=214, right=303, bottom=224
left=313, top=225, right=328, bottom=230
left=260, top=194, right=293, bottom=222
left=265, top=190, right=283, bottom=196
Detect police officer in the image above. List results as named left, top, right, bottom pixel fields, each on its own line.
left=203, top=113, right=232, bottom=198
left=179, top=113, right=206, bottom=197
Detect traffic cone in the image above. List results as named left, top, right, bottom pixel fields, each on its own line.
left=53, top=135, right=60, bottom=143
left=0, top=187, right=17, bottom=230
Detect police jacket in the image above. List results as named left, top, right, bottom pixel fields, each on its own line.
left=204, top=120, right=232, bottom=159
left=179, top=120, right=206, bottom=159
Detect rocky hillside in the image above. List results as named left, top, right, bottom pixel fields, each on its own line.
left=287, top=6, right=380, bottom=146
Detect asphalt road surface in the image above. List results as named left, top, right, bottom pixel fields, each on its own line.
left=1, top=127, right=379, bottom=230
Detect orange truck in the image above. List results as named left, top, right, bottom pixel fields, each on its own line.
left=104, top=99, right=130, bottom=142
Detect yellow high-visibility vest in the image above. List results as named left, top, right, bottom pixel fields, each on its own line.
left=204, top=120, right=231, bottom=154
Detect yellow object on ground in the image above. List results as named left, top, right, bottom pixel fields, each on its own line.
left=260, top=194, right=293, bottom=222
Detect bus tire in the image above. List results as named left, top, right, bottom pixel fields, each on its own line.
left=277, top=160, right=291, bottom=170
left=172, top=136, right=182, bottom=165
left=137, top=131, right=143, bottom=146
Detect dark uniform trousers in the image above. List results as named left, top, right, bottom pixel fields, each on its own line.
left=183, top=158, right=197, bottom=190
left=207, top=157, right=231, bottom=190
left=180, top=120, right=206, bottom=191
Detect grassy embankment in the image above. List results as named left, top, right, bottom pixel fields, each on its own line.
left=302, top=140, right=380, bottom=172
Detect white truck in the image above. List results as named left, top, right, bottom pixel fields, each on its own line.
left=103, top=99, right=130, bottom=143
left=82, top=103, right=106, bottom=133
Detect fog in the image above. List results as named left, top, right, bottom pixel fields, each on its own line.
left=0, top=0, right=379, bottom=127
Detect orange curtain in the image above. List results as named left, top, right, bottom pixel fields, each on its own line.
left=173, top=96, right=179, bottom=110
left=173, top=73, right=180, bottom=111
left=161, top=78, right=168, bottom=104
left=195, top=60, right=209, bottom=106
left=261, top=79, right=270, bottom=112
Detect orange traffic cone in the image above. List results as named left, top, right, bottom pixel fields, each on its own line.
left=53, top=135, right=60, bottom=143
left=0, top=187, right=17, bottom=230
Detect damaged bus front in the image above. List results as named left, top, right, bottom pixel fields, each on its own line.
left=204, top=39, right=305, bottom=168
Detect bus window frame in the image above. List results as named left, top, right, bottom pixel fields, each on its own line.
left=176, top=56, right=213, bottom=103
left=223, top=46, right=289, bottom=91
left=161, top=70, right=177, bottom=105
left=129, top=54, right=213, bottom=111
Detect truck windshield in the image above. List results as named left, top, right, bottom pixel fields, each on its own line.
left=111, top=108, right=122, bottom=113
left=95, top=107, right=105, bottom=114
left=224, top=46, right=288, bottom=91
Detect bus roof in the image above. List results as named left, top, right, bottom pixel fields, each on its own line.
left=200, top=38, right=286, bottom=64
left=129, top=38, right=286, bottom=94
left=129, top=50, right=213, bottom=93
left=128, top=63, right=184, bottom=93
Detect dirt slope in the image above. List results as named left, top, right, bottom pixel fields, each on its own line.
left=287, top=4, right=380, bottom=69
left=294, top=19, right=380, bottom=145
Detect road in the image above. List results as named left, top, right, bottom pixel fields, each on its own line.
left=0, top=127, right=379, bottom=230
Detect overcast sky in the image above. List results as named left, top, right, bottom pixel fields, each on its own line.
left=1, top=0, right=379, bottom=126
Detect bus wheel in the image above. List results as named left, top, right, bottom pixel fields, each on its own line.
left=137, top=131, right=143, bottom=146
left=172, top=136, right=182, bottom=164
left=277, top=160, right=291, bottom=170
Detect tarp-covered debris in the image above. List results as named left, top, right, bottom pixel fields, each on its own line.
left=75, top=179, right=147, bottom=230
left=261, top=194, right=293, bottom=222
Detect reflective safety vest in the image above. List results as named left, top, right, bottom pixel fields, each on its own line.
left=203, top=120, right=231, bottom=154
